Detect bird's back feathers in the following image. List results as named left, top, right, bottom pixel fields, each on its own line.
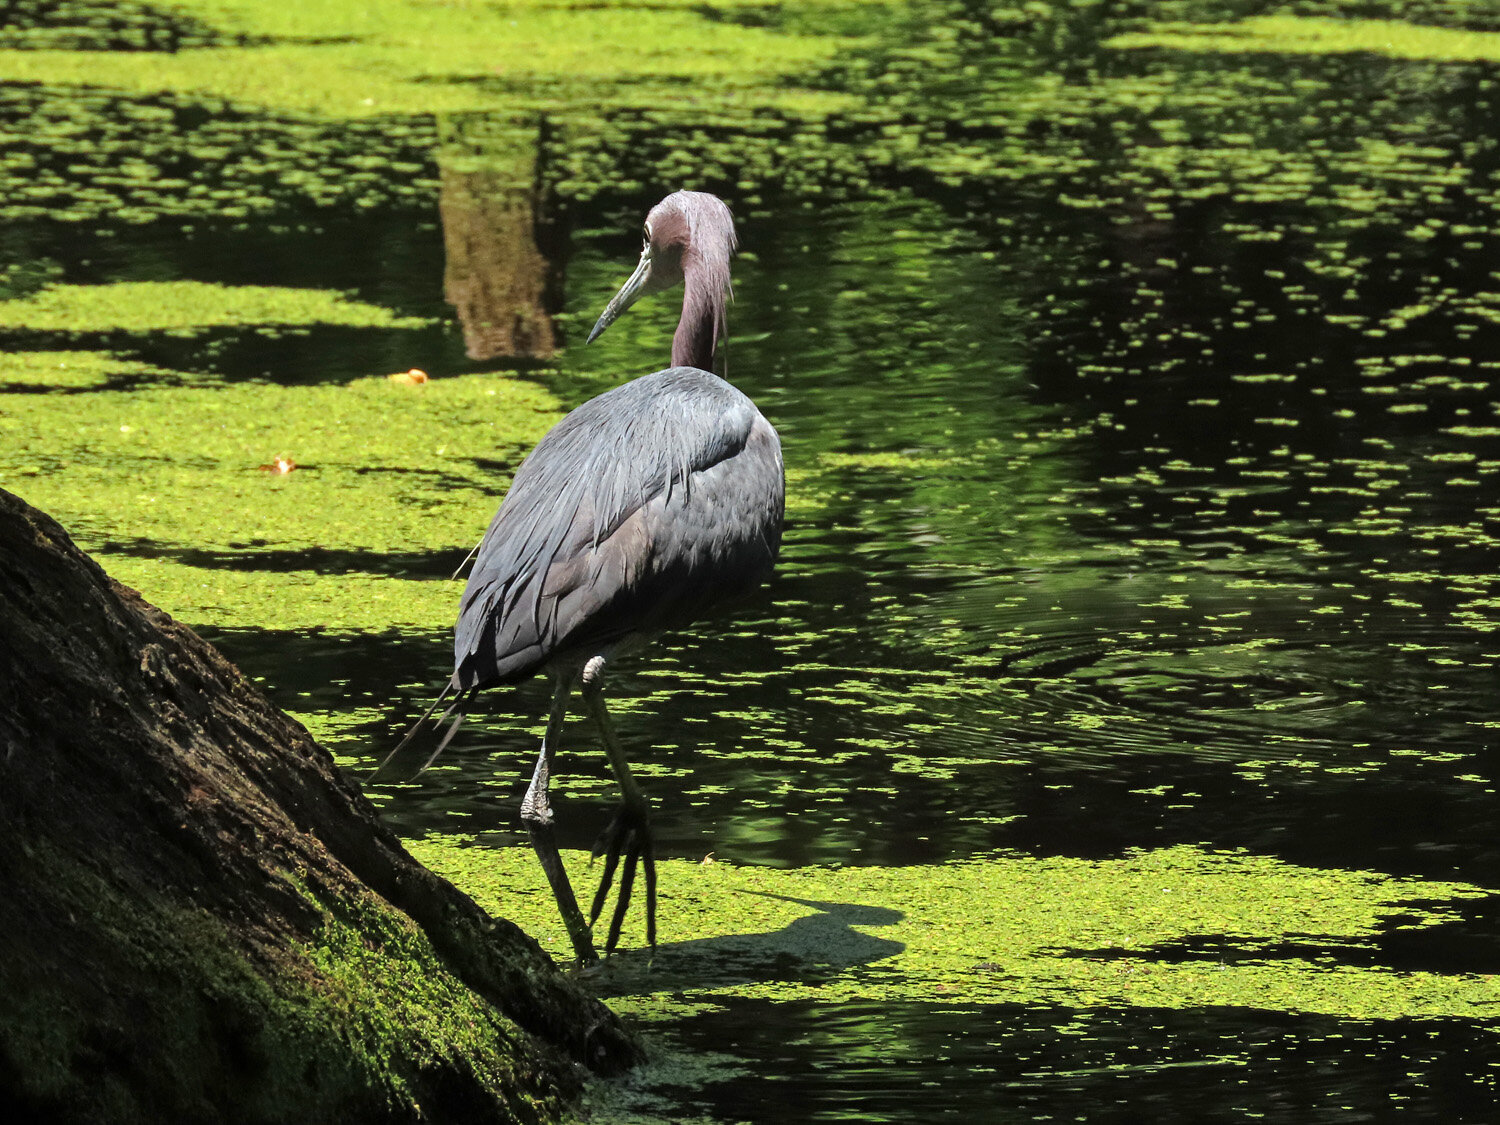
left=453, top=366, right=783, bottom=688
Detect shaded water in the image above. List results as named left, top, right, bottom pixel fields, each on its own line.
left=3, top=0, right=1500, bottom=1119
left=377, top=187, right=1500, bottom=882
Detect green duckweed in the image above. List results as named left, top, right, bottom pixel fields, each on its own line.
left=1109, top=16, right=1500, bottom=63
left=410, top=837, right=1498, bottom=1026
left=0, top=281, right=432, bottom=332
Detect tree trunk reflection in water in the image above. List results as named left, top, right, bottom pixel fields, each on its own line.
left=439, top=117, right=557, bottom=361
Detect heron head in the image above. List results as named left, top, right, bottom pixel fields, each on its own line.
left=586, top=191, right=736, bottom=346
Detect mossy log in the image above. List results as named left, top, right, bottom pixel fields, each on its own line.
left=0, top=487, right=641, bottom=1123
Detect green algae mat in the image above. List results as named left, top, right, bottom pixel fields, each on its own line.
left=410, top=839, right=1499, bottom=1026
left=0, top=0, right=868, bottom=118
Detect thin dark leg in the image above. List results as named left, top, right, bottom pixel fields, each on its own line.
left=520, top=674, right=598, bottom=965
left=580, top=655, right=657, bottom=956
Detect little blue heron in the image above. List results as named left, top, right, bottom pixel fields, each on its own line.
left=398, top=191, right=784, bottom=964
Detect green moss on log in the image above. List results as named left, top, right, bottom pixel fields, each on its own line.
left=0, top=487, right=641, bottom=1123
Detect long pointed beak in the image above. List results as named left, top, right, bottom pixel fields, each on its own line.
left=587, top=248, right=652, bottom=344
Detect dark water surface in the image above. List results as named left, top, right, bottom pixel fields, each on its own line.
left=5, top=0, right=1500, bottom=1119
left=380, top=14, right=1499, bottom=1116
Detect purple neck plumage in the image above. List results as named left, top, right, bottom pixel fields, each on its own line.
left=671, top=263, right=726, bottom=371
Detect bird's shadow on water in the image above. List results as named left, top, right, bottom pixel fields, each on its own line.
left=586, top=890, right=905, bottom=998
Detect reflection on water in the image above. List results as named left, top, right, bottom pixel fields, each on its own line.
left=671, top=999, right=1500, bottom=1124
left=4, top=0, right=1500, bottom=1120
left=438, top=115, right=558, bottom=360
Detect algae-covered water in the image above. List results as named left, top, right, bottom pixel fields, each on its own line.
left=3, top=0, right=1499, bottom=1119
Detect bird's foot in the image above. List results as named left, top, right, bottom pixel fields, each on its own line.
left=589, top=801, right=656, bottom=956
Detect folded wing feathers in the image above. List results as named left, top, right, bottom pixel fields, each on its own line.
left=454, top=369, right=758, bottom=686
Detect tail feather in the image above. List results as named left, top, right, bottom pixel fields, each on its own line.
left=414, top=687, right=476, bottom=776
left=450, top=539, right=482, bottom=581
left=371, top=680, right=455, bottom=779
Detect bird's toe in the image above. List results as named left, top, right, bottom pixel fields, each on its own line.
left=588, top=802, right=656, bottom=955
